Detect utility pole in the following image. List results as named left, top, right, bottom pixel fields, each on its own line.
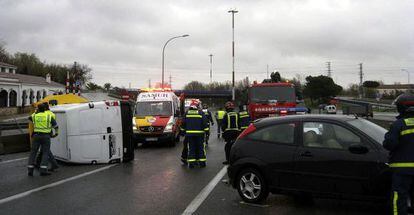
left=326, top=61, right=331, bottom=78
left=402, top=69, right=409, bottom=84
left=228, top=9, right=238, bottom=101
left=209, top=54, right=213, bottom=83
left=359, top=63, right=363, bottom=98
left=169, top=74, right=172, bottom=88
left=72, top=61, right=77, bottom=95
left=266, top=64, right=269, bottom=79
left=148, top=79, right=151, bottom=88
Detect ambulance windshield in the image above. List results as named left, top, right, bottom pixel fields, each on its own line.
left=136, top=101, right=172, bottom=116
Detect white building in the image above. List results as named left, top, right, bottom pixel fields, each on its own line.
left=377, top=84, right=414, bottom=96
left=0, top=62, right=65, bottom=107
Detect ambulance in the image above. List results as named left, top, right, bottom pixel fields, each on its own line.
left=133, top=88, right=182, bottom=146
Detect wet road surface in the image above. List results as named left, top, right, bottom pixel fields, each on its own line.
left=0, top=125, right=387, bottom=214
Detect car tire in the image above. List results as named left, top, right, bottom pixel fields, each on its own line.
left=236, top=168, right=269, bottom=204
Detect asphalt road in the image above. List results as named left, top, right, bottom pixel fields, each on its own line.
left=0, top=124, right=386, bottom=215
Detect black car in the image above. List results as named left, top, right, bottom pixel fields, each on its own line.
left=228, top=115, right=390, bottom=203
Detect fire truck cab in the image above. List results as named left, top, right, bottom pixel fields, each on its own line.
left=248, top=82, right=299, bottom=120
left=133, top=88, right=181, bottom=146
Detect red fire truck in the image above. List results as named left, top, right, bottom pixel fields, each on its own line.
left=248, top=82, right=307, bottom=120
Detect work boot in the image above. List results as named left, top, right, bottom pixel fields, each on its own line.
left=199, top=162, right=206, bottom=168
left=28, top=168, right=34, bottom=176
left=222, top=161, right=229, bottom=165
left=188, top=163, right=195, bottom=169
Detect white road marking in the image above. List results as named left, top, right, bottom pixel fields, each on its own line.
left=0, top=157, right=28, bottom=164
left=0, top=164, right=116, bottom=205
left=182, top=166, right=228, bottom=215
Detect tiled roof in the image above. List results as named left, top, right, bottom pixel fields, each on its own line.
left=0, top=72, right=65, bottom=88
left=0, top=62, right=17, bottom=68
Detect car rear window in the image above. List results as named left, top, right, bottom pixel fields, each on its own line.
left=247, top=123, right=296, bottom=145
left=346, top=118, right=387, bottom=144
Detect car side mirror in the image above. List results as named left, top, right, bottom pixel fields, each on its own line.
left=348, top=144, right=369, bottom=154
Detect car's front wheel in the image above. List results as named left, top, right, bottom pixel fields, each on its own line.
left=236, top=168, right=269, bottom=203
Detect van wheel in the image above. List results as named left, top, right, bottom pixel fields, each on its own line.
left=236, top=168, right=269, bottom=204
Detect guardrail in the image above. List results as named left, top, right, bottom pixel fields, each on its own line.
left=0, top=122, right=30, bottom=155
left=335, top=97, right=396, bottom=109
left=0, top=122, right=29, bottom=131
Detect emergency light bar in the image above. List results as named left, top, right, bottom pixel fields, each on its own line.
left=140, top=88, right=172, bottom=92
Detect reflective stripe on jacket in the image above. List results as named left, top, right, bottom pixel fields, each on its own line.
left=32, top=112, right=52, bottom=133
left=222, top=111, right=240, bottom=132
left=182, top=110, right=208, bottom=136
left=384, top=116, right=414, bottom=172
left=239, top=111, right=250, bottom=130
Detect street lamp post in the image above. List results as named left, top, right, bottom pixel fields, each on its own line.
left=228, top=9, right=238, bottom=101
left=402, top=69, right=410, bottom=84
left=209, top=54, right=213, bottom=83
left=162, top=34, right=189, bottom=88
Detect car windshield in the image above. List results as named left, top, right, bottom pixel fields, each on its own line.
left=346, top=118, right=387, bottom=144
left=136, top=101, right=172, bottom=116
left=249, top=86, right=295, bottom=103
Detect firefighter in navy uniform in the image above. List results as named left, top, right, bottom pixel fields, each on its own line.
left=181, top=101, right=208, bottom=168
left=238, top=105, right=250, bottom=132
left=384, top=93, right=414, bottom=215
left=202, top=104, right=214, bottom=145
left=221, top=101, right=240, bottom=165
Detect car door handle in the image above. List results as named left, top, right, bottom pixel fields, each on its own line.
left=300, top=151, right=313, bottom=157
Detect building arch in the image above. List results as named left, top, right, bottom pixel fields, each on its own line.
left=36, top=90, right=41, bottom=102
left=0, top=89, right=8, bottom=107
left=9, top=90, right=17, bottom=107
left=22, top=90, right=27, bottom=106
left=29, top=90, right=34, bottom=104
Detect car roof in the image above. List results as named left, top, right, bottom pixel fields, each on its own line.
left=254, top=114, right=356, bottom=127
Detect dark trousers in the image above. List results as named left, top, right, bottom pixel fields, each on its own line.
left=181, top=136, right=189, bottom=161
left=392, top=172, right=414, bottom=215
left=28, top=134, right=51, bottom=173
left=36, top=148, right=58, bottom=169
left=187, top=136, right=206, bottom=164
left=223, top=130, right=239, bottom=162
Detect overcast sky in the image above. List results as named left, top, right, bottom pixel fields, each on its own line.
left=1, top=0, right=413, bottom=89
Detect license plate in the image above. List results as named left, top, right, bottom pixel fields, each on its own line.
left=146, top=137, right=158, bottom=141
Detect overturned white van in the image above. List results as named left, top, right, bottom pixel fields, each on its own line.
left=50, top=101, right=135, bottom=164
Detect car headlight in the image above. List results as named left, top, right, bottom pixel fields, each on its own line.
left=164, top=122, right=174, bottom=132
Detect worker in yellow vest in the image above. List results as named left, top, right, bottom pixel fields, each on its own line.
left=215, top=108, right=226, bottom=138
left=35, top=102, right=59, bottom=171
left=27, top=103, right=59, bottom=176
